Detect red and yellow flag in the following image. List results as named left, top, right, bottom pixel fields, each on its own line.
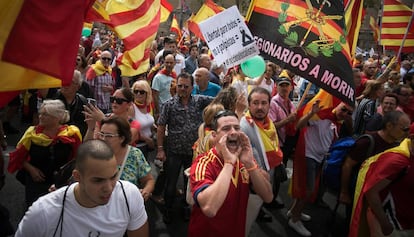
left=0, top=0, right=92, bottom=106
left=170, top=15, right=182, bottom=40
left=344, top=0, right=364, bottom=58
left=161, top=0, right=173, bottom=23
left=369, top=16, right=380, bottom=42
left=187, top=0, right=225, bottom=40
left=88, top=0, right=161, bottom=77
left=380, top=0, right=414, bottom=52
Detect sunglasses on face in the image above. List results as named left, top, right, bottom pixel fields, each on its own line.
left=340, top=107, right=353, bottom=116
left=133, top=89, right=146, bottom=95
left=110, top=96, right=129, bottom=104
left=101, top=57, right=112, bottom=61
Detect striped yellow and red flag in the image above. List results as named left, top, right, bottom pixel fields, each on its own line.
left=0, top=0, right=92, bottom=106
left=380, top=0, right=414, bottom=52
left=369, top=16, right=380, bottom=42
left=161, top=0, right=173, bottom=23
left=170, top=15, right=182, bottom=40
left=344, top=0, right=364, bottom=58
left=187, top=0, right=224, bottom=40
left=88, top=0, right=161, bottom=77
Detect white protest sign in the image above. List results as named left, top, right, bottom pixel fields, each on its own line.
left=198, top=6, right=259, bottom=68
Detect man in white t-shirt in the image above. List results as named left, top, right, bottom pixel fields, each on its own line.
left=15, top=140, right=149, bottom=237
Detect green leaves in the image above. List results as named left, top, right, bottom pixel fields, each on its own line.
left=333, top=41, right=342, bottom=52
left=305, top=42, right=319, bottom=57
left=279, top=12, right=287, bottom=23
left=278, top=25, right=287, bottom=35
left=284, top=31, right=298, bottom=46
left=281, top=2, right=289, bottom=12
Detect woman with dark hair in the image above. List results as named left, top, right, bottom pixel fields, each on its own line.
left=84, top=87, right=141, bottom=145
left=98, top=116, right=154, bottom=201
left=8, top=100, right=82, bottom=207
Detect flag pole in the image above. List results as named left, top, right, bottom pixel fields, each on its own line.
left=396, top=3, right=414, bottom=60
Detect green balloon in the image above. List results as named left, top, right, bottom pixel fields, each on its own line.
left=241, top=55, right=266, bottom=78
left=82, top=28, right=91, bottom=37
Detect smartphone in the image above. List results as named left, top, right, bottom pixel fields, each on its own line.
left=87, top=98, right=96, bottom=107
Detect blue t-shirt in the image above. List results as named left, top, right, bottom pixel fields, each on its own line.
left=192, top=82, right=221, bottom=97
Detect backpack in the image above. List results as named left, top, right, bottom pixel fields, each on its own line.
left=323, top=134, right=375, bottom=192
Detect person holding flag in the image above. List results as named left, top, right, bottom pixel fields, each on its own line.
left=289, top=98, right=353, bottom=236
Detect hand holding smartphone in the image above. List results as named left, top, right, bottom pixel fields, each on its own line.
left=87, top=98, right=96, bottom=107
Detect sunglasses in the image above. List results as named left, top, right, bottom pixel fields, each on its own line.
left=177, top=84, right=190, bottom=89
left=133, top=89, right=146, bottom=95
left=110, top=96, right=129, bottom=104
left=101, top=57, right=112, bottom=61
left=340, top=107, right=353, bottom=116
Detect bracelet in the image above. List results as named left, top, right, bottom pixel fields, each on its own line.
left=224, top=161, right=235, bottom=166
left=246, top=163, right=259, bottom=172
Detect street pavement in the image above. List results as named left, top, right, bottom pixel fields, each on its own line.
left=0, top=119, right=349, bottom=237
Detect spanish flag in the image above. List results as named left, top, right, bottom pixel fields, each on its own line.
left=369, top=16, right=380, bottom=42
left=170, top=14, right=182, bottom=40
left=88, top=0, right=161, bottom=77
left=380, top=0, right=414, bottom=52
left=161, top=0, right=173, bottom=23
left=187, top=0, right=225, bottom=40
left=247, top=0, right=355, bottom=106
left=349, top=138, right=412, bottom=237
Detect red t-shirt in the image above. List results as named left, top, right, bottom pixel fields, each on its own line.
left=188, top=148, right=250, bottom=237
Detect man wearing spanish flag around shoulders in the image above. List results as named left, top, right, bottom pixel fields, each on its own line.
left=349, top=123, right=414, bottom=237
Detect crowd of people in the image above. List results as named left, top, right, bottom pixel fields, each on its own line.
left=0, top=25, right=414, bottom=237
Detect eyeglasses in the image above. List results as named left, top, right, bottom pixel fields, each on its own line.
left=340, top=107, right=353, bottom=116
left=96, top=132, right=119, bottom=139
left=110, top=96, right=129, bottom=104
left=133, top=89, right=146, bottom=95
left=177, top=84, right=190, bottom=89
left=101, top=57, right=112, bottom=61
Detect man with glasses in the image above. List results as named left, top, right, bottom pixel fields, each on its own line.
left=340, top=110, right=410, bottom=232
left=156, top=72, right=213, bottom=223
left=188, top=110, right=273, bottom=237
left=85, top=50, right=114, bottom=113
left=349, top=122, right=414, bottom=237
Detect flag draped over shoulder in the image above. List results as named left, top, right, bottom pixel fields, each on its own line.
left=344, top=0, right=364, bottom=58
left=349, top=138, right=411, bottom=237
left=187, top=0, right=224, bottom=40
left=380, top=0, right=414, bottom=52
left=161, top=0, right=173, bottom=23
left=88, top=0, right=161, bottom=77
left=0, top=0, right=93, bottom=105
left=247, top=0, right=355, bottom=106
left=369, top=16, right=380, bottom=42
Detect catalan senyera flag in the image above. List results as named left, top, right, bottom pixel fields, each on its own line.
left=369, top=16, right=380, bottom=42
left=187, top=0, right=224, bottom=40
left=344, top=0, right=364, bottom=58
left=247, top=0, right=355, bottom=106
left=161, top=0, right=173, bottom=23
left=88, top=0, right=161, bottom=77
left=380, top=0, right=414, bottom=52
left=0, top=0, right=93, bottom=106
left=170, top=15, right=182, bottom=40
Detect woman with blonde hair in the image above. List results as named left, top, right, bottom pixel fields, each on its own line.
left=129, top=80, right=156, bottom=157
left=8, top=99, right=82, bottom=207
